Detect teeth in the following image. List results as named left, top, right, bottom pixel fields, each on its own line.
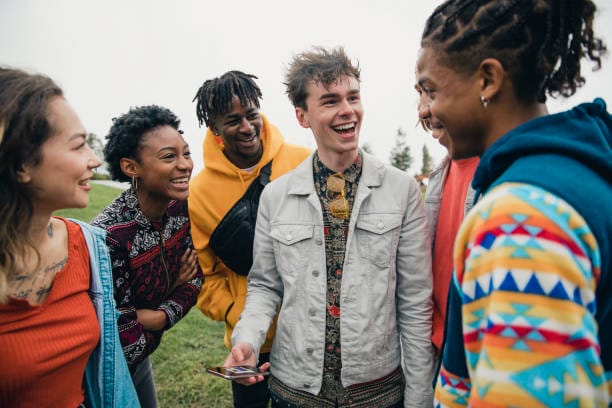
left=171, top=178, right=189, bottom=183
left=334, top=123, right=355, bottom=131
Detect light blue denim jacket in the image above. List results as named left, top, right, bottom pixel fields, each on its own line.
left=71, top=219, right=140, bottom=408
left=232, top=152, right=434, bottom=408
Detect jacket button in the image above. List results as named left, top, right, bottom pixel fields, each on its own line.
left=312, top=270, right=319, bottom=277
left=309, top=309, right=316, bottom=316
left=306, top=348, right=313, bottom=354
left=315, top=238, right=323, bottom=245
left=303, top=384, right=310, bottom=388
left=377, top=221, right=384, bottom=229
left=286, top=234, right=292, bottom=241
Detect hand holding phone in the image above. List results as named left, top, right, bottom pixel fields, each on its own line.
left=206, top=365, right=270, bottom=380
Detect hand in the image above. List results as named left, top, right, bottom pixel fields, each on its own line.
left=170, top=248, right=198, bottom=293
left=136, top=308, right=167, bottom=331
left=224, top=343, right=270, bottom=386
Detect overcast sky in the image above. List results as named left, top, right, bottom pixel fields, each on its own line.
left=2, top=0, right=611, bottom=174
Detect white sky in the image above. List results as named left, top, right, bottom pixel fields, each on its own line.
left=1, top=0, right=611, bottom=174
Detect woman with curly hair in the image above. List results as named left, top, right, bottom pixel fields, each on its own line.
left=415, top=0, right=611, bottom=406
left=0, top=67, right=139, bottom=407
left=92, top=105, right=203, bottom=407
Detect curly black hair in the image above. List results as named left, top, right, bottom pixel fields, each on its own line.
left=104, top=105, right=182, bottom=182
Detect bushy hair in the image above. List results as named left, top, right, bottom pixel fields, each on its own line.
left=0, top=67, right=63, bottom=302
left=421, top=0, right=607, bottom=103
left=104, top=105, right=181, bottom=182
left=284, top=46, right=361, bottom=110
left=192, top=70, right=262, bottom=129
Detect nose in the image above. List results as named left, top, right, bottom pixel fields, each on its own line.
left=87, top=148, right=103, bottom=169
left=177, top=154, right=193, bottom=171
left=338, top=98, right=355, bottom=116
left=417, top=94, right=431, bottom=121
left=238, top=117, right=254, bottom=133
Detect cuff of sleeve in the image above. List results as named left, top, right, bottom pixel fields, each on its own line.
left=158, top=300, right=181, bottom=330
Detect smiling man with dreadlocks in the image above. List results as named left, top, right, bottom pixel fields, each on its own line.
left=188, top=70, right=310, bottom=407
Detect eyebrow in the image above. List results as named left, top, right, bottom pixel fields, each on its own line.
left=158, top=144, right=190, bottom=152
left=319, top=89, right=360, bottom=99
left=67, top=132, right=87, bottom=142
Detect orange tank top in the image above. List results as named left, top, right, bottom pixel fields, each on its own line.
left=0, top=218, right=100, bottom=408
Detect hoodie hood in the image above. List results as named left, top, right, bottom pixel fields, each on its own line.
left=474, top=98, right=612, bottom=194
left=201, top=113, right=285, bottom=179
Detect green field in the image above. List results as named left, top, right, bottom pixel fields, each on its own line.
left=58, top=182, right=233, bottom=407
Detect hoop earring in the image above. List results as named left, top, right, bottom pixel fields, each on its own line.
left=480, top=96, right=489, bottom=109
left=131, top=176, right=138, bottom=190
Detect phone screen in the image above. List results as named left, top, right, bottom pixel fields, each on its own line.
left=206, top=365, right=270, bottom=380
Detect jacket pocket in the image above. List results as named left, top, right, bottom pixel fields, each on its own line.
left=355, top=213, right=402, bottom=267
left=270, top=224, right=313, bottom=275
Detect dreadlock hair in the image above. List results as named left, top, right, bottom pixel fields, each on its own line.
left=284, top=46, right=361, bottom=110
left=0, top=67, right=63, bottom=303
left=421, top=0, right=607, bottom=103
left=192, top=71, right=262, bottom=129
left=104, top=105, right=182, bottom=182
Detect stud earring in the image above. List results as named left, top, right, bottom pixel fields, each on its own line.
left=480, top=96, right=489, bottom=109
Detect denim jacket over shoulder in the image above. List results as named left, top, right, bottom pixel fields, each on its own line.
left=232, top=152, right=434, bottom=408
left=71, top=219, right=140, bottom=408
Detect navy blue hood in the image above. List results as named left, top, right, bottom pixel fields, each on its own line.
left=473, top=98, right=612, bottom=194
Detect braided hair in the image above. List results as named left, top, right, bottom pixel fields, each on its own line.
left=192, top=71, right=262, bottom=129
left=421, top=0, right=607, bottom=102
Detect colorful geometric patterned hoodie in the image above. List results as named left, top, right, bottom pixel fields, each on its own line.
left=435, top=99, right=612, bottom=407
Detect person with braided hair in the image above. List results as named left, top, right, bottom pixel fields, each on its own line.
left=188, top=70, right=310, bottom=407
left=415, top=0, right=611, bottom=406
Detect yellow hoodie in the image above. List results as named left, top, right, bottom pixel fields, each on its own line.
left=188, top=114, right=311, bottom=351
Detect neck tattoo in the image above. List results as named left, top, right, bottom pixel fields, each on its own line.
left=47, top=222, right=54, bottom=238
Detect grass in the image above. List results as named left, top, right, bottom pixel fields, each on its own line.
left=57, top=183, right=234, bottom=407
left=54, top=183, right=126, bottom=222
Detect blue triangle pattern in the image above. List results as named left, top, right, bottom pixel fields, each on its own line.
left=509, top=350, right=605, bottom=405
left=524, top=274, right=546, bottom=296
left=524, top=225, right=542, bottom=236
left=548, top=280, right=571, bottom=301
left=524, top=237, right=544, bottom=250
left=511, top=303, right=532, bottom=315
left=511, top=247, right=532, bottom=259
left=500, top=223, right=518, bottom=234
left=572, top=287, right=583, bottom=305
left=511, top=339, right=532, bottom=351
left=499, top=271, right=520, bottom=292
left=510, top=213, right=529, bottom=224
left=474, top=281, right=487, bottom=300
left=525, top=330, right=547, bottom=342
left=476, top=382, right=493, bottom=399
left=500, top=236, right=518, bottom=247
left=501, top=327, right=519, bottom=339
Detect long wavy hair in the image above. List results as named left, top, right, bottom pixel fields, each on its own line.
left=0, top=67, right=63, bottom=303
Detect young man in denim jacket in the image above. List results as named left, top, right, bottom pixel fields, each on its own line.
left=227, top=47, right=434, bottom=408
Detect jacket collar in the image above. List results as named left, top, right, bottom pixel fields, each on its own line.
left=287, top=150, right=385, bottom=196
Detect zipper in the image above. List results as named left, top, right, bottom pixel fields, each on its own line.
left=158, top=230, right=170, bottom=294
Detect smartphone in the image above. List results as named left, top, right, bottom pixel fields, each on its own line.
left=206, top=365, right=270, bottom=380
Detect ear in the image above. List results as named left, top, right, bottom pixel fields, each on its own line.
left=295, top=107, right=310, bottom=129
left=120, top=157, right=140, bottom=179
left=478, top=58, right=505, bottom=101
left=16, top=164, right=32, bottom=184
